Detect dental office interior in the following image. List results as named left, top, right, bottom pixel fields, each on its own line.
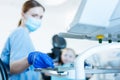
left=1, top=0, right=120, bottom=80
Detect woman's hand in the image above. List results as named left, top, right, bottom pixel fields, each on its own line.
left=28, top=51, right=54, bottom=68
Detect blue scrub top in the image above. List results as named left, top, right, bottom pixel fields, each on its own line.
left=1, top=27, right=40, bottom=80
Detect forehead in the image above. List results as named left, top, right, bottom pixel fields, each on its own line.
left=62, top=50, right=75, bottom=56
left=26, top=7, right=44, bottom=15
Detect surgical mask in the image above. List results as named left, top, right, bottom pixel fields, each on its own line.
left=25, top=17, right=41, bottom=32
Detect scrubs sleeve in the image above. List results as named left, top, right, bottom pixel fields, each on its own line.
left=9, top=28, right=35, bottom=63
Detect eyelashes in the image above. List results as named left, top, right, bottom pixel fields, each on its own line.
left=31, top=14, right=43, bottom=19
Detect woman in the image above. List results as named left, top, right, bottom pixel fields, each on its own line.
left=1, top=0, right=54, bottom=80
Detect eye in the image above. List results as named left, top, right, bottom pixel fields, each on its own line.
left=64, top=54, right=68, bottom=57
left=40, top=16, right=43, bottom=19
left=32, top=14, right=37, bottom=17
left=31, top=14, right=43, bottom=19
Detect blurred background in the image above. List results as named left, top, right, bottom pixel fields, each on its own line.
left=0, top=0, right=101, bottom=54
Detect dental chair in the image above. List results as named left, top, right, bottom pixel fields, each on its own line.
left=0, top=58, right=8, bottom=80
left=48, top=34, right=66, bottom=60
left=42, top=34, right=66, bottom=80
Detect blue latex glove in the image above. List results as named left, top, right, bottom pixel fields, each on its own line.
left=28, top=51, right=54, bottom=68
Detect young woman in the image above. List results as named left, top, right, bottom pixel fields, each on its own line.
left=1, top=0, right=54, bottom=80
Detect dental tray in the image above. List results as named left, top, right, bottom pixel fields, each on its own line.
left=34, top=66, right=74, bottom=76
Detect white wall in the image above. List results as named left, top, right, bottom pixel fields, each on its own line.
left=0, top=5, right=21, bottom=53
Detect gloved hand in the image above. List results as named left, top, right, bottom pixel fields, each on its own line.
left=28, top=51, right=54, bottom=68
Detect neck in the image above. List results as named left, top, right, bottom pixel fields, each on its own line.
left=20, top=20, right=30, bottom=33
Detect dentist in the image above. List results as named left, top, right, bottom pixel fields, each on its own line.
left=1, top=0, right=54, bottom=80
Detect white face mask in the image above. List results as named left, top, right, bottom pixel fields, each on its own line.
left=25, top=17, right=41, bottom=32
